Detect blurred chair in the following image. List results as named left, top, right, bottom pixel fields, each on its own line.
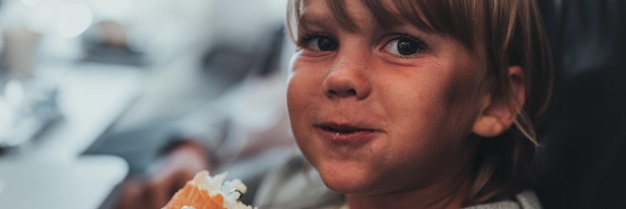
left=84, top=24, right=286, bottom=174
left=536, top=0, right=626, bottom=208
left=81, top=20, right=145, bottom=66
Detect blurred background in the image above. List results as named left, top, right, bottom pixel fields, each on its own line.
left=1, top=0, right=625, bottom=209
left=0, top=0, right=291, bottom=208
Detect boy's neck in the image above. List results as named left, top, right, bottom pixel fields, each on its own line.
left=345, top=175, right=473, bottom=209
left=344, top=137, right=480, bottom=209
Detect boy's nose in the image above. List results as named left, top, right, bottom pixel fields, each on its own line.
left=323, top=58, right=371, bottom=100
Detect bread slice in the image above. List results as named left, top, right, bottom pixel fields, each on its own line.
left=162, top=171, right=254, bottom=209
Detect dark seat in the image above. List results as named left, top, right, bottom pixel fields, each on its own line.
left=536, top=1, right=626, bottom=208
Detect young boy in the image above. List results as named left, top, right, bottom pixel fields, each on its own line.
left=255, top=1, right=553, bottom=208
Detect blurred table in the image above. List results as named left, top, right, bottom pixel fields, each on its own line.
left=0, top=62, right=144, bottom=209
left=0, top=156, right=128, bottom=209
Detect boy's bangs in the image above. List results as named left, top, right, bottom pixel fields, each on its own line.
left=311, top=0, right=480, bottom=51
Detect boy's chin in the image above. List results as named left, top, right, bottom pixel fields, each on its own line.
left=322, top=178, right=366, bottom=194
left=318, top=168, right=374, bottom=194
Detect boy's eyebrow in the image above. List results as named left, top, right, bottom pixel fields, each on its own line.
left=298, top=11, right=335, bottom=30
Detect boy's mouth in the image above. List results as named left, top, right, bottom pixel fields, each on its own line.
left=313, top=122, right=382, bottom=144
left=320, top=126, right=362, bottom=134
left=316, top=123, right=376, bottom=134
left=314, top=122, right=383, bottom=144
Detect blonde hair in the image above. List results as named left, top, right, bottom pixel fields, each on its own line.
left=287, top=0, right=553, bottom=204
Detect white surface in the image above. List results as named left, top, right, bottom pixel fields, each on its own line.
left=0, top=62, right=142, bottom=209
left=15, top=62, right=144, bottom=163
left=0, top=155, right=128, bottom=209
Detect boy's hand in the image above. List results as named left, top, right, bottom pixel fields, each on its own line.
left=114, top=140, right=210, bottom=209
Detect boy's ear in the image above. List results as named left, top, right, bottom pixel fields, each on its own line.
left=472, top=66, right=526, bottom=138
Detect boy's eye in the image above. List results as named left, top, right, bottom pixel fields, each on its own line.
left=304, top=35, right=338, bottom=51
left=384, top=35, right=426, bottom=57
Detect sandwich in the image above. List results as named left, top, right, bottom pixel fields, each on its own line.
left=162, top=171, right=255, bottom=209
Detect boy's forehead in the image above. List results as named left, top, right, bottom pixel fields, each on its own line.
left=299, top=1, right=334, bottom=24
left=299, top=0, right=398, bottom=32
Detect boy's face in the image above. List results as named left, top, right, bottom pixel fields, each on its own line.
left=288, top=0, right=489, bottom=195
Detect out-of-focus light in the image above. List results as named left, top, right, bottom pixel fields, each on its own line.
left=90, top=0, right=134, bottom=19
left=56, top=4, right=93, bottom=38
left=0, top=98, right=15, bottom=139
left=4, top=80, right=25, bottom=106
left=20, top=0, right=42, bottom=6
left=24, top=6, right=55, bottom=34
